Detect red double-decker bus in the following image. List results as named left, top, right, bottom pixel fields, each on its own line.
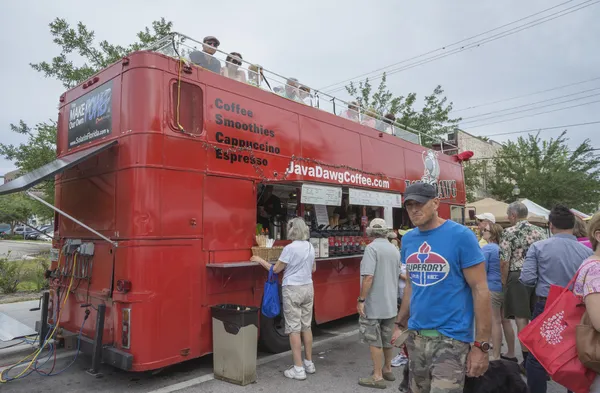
left=0, top=33, right=467, bottom=372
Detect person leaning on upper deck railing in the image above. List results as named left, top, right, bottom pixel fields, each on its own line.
left=250, top=218, right=317, bottom=381
left=361, top=107, right=378, bottom=128
left=188, top=36, right=221, bottom=74
left=277, top=78, right=303, bottom=103
left=341, top=101, right=360, bottom=122
left=376, top=113, right=396, bottom=135
left=247, top=64, right=264, bottom=88
left=221, top=52, right=247, bottom=83
left=299, top=85, right=313, bottom=106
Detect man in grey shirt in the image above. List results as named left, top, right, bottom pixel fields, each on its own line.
left=188, top=35, right=221, bottom=74
left=520, top=204, right=593, bottom=393
left=357, top=218, right=401, bottom=389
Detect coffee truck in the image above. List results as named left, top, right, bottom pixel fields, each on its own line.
left=0, top=33, right=467, bottom=372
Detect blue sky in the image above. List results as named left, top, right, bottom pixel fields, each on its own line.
left=1, top=0, right=598, bottom=176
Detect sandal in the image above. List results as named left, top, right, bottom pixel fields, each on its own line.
left=358, top=376, right=387, bottom=389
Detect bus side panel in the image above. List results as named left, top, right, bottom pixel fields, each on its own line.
left=313, top=259, right=361, bottom=325
left=112, top=239, right=204, bottom=371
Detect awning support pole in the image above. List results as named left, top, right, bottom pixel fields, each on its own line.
left=25, top=192, right=117, bottom=247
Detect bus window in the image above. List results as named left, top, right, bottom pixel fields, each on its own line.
left=451, top=205, right=465, bottom=224
left=171, top=81, right=203, bottom=135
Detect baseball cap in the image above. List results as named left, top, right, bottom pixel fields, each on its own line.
left=475, top=212, right=496, bottom=223
left=203, top=36, right=220, bottom=46
left=368, top=218, right=389, bottom=229
left=404, top=182, right=437, bottom=204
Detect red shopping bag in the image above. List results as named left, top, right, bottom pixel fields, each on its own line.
left=519, top=266, right=596, bottom=393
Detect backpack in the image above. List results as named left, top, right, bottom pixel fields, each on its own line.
left=261, top=265, right=280, bottom=318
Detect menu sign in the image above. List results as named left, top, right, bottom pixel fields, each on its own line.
left=301, top=184, right=342, bottom=206
left=314, top=205, right=330, bottom=227
left=349, top=188, right=402, bottom=208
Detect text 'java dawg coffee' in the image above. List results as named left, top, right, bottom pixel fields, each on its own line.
left=67, top=80, right=113, bottom=148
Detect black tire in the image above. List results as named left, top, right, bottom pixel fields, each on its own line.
left=259, top=311, right=290, bottom=353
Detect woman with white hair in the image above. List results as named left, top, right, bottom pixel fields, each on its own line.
left=251, top=217, right=317, bottom=381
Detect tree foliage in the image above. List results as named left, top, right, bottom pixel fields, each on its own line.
left=345, top=73, right=462, bottom=146
left=0, top=193, right=34, bottom=229
left=488, top=131, right=600, bottom=213
left=31, top=17, right=173, bottom=89
left=463, top=161, right=484, bottom=202
left=1, top=17, right=173, bottom=214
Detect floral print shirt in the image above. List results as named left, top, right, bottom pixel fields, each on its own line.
left=574, top=257, right=600, bottom=298
left=499, top=220, right=547, bottom=271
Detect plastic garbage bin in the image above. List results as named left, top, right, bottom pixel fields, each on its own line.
left=211, top=304, right=259, bottom=386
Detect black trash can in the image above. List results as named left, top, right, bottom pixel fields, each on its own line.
left=211, top=304, right=259, bottom=386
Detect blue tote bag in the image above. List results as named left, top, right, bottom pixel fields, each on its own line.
left=261, top=265, right=280, bottom=318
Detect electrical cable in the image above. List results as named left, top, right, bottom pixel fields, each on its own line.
left=477, top=120, right=600, bottom=137
left=324, top=0, right=600, bottom=94
left=319, top=0, right=580, bottom=91
left=462, top=98, right=600, bottom=128
left=459, top=91, right=600, bottom=125
left=0, top=252, right=77, bottom=383
left=459, top=87, right=600, bottom=121
left=453, top=76, right=600, bottom=112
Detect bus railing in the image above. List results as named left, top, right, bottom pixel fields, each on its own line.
left=146, top=33, right=461, bottom=152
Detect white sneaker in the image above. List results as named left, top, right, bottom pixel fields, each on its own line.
left=304, top=360, right=316, bottom=374
left=284, top=366, right=307, bottom=380
left=392, top=353, right=408, bottom=367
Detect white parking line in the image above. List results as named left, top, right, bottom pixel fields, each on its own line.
left=146, top=329, right=359, bottom=393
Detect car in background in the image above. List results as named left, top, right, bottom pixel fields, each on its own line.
left=25, top=224, right=54, bottom=240
left=13, top=226, right=37, bottom=238
left=0, top=223, right=11, bottom=238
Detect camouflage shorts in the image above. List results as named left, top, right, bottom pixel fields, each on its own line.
left=405, top=331, right=470, bottom=393
left=358, top=316, right=395, bottom=348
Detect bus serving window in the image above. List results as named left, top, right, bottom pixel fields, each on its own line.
left=171, top=81, right=203, bottom=135
left=451, top=205, right=465, bottom=224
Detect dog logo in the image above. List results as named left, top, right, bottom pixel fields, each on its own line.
left=421, top=150, right=441, bottom=185
left=406, top=242, right=450, bottom=287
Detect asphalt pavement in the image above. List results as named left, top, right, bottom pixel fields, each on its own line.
left=0, top=301, right=569, bottom=393
left=0, top=240, right=51, bottom=260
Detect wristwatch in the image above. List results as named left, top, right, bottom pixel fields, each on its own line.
left=473, top=341, right=491, bottom=353
left=357, top=297, right=365, bottom=303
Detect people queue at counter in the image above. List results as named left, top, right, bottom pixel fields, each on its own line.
left=187, top=35, right=400, bottom=136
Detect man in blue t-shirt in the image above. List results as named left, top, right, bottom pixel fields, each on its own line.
left=391, top=182, right=491, bottom=393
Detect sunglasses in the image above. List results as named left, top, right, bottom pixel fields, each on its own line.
left=205, top=41, right=219, bottom=48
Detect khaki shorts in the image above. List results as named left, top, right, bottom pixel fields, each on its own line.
left=282, top=284, right=314, bottom=334
left=490, top=290, right=504, bottom=309
left=359, top=316, right=395, bottom=349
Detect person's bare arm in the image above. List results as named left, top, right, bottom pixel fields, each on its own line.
left=464, top=262, right=491, bottom=343
left=585, top=293, right=600, bottom=331
left=396, top=278, right=411, bottom=327
left=312, top=260, right=317, bottom=273
left=463, top=262, right=491, bottom=378
left=360, top=276, right=373, bottom=300
left=250, top=256, right=286, bottom=274
left=500, top=259, right=509, bottom=286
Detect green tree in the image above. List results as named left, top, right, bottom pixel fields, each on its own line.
left=488, top=131, right=600, bottom=213
left=463, top=161, right=484, bottom=202
left=345, top=73, right=462, bottom=146
left=0, top=193, right=34, bottom=230
left=0, top=17, right=173, bottom=206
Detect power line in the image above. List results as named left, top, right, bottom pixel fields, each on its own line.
left=459, top=91, right=600, bottom=125
left=318, top=0, right=578, bottom=92
left=476, top=121, right=600, bottom=137
left=470, top=148, right=600, bottom=161
left=463, top=98, right=600, bottom=128
left=323, top=1, right=598, bottom=94
left=454, top=76, right=600, bottom=112
left=459, top=87, right=600, bottom=121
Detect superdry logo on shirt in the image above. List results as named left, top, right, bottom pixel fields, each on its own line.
left=406, top=242, right=450, bottom=287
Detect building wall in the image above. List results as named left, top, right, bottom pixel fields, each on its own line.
left=457, top=131, right=502, bottom=200
left=2, top=169, right=20, bottom=184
